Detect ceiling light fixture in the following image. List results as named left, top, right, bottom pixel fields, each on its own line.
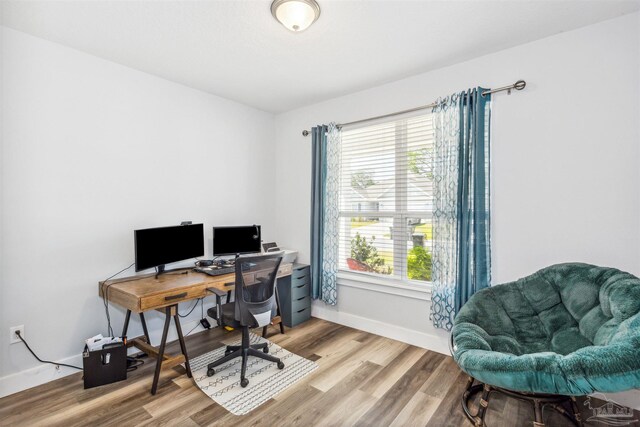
left=271, top=0, right=321, bottom=32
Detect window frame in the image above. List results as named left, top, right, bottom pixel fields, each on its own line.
left=337, top=269, right=432, bottom=299
left=337, top=114, right=434, bottom=290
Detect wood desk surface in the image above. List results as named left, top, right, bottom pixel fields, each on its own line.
left=99, top=263, right=293, bottom=313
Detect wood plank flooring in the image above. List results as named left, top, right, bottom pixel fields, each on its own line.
left=1, top=318, right=638, bottom=426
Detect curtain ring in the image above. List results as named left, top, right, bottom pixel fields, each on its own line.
left=433, top=97, right=443, bottom=112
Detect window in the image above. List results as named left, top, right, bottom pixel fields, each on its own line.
left=338, top=113, right=434, bottom=285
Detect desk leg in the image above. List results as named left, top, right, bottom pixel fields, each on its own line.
left=139, top=313, right=151, bottom=344
left=173, top=313, right=192, bottom=378
left=151, top=306, right=172, bottom=395
left=122, top=310, right=131, bottom=337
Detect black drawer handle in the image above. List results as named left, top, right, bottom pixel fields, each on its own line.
left=165, top=292, right=187, bottom=301
left=296, top=296, right=306, bottom=301
left=297, top=308, right=307, bottom=313
left=295, top=284, right=305, bottom=289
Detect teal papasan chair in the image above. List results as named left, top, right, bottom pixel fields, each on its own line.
left=451, top=263, right=640, bottom=426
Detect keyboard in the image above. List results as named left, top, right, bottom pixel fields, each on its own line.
left=195, top=266, right=235, bottom=276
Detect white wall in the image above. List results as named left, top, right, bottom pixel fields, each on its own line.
left=274, top=12, right=640, bottom=354
left=0, top=27, right=275, bottom=394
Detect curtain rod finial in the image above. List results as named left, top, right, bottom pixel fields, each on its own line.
left=302, top=130, right=310, bottom=137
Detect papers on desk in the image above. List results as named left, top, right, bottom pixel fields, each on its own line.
left=85, top=334, right=123, bottom=352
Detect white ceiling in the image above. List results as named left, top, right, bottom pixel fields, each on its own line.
left=2, top=0, right=639, bottom=113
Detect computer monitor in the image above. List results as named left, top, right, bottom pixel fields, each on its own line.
left=134, top=224, right=204, bottom=272
left=212, top=225, right=261, bottom=256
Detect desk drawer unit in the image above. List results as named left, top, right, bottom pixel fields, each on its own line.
left=277, top=264, right=311, bottom=328
left=291, top=282, right=310, bottom=300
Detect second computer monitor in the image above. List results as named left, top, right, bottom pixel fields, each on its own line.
left=212, top=225, right=261, bottom=256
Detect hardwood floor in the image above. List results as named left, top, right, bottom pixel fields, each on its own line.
left=1, top=318, right=638, bottom=426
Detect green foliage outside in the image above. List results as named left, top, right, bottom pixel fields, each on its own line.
left=350, top=171, right=375, bottom=190
left=408, top=148, right=433, bottom=178
left=407, top=246, right=432, bottom=281
left=350, top=233, right=392, bottom=275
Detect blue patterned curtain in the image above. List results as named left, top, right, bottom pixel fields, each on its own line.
left=431, top=88, right=491, bottom=330
left=431, top=96, right=460, bottom=330
left=310, top=123, right=340, bottom=305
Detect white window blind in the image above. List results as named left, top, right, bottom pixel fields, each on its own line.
left=338, top=113, right=434, bottom=284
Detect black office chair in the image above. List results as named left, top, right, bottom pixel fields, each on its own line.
left=206, top=253, right=285, bottom=387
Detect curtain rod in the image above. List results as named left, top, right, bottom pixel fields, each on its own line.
left=301, top=80, right=526, bottom=137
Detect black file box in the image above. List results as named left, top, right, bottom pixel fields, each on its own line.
left=82, top=342, right=127, bottom=389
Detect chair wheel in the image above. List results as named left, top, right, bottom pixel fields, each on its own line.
left=277, top=361, right=285, bottom=369
left=207, top=367, right=215, bottom=377
left=241, top=378, right=249, bottom=388
left=263, top=346, right=269, bottom=354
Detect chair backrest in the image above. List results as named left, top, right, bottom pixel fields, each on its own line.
left=233, top=252, right=283, bottom=328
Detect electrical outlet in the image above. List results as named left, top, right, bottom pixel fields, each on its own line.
left=10, top=325, right=24, bottom=344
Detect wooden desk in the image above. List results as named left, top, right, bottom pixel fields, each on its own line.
left=98, top=263, right=293, bottom=394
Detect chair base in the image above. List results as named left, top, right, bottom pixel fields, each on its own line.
left=206, top=327, right=284, bottom=387
left=461, top=376, right=583, bottom=427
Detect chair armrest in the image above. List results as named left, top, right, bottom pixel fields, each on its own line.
left=206, top=287, right=228, bottom=297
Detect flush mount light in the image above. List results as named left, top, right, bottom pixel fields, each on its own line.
left=271, top=0, right=321, bottom=32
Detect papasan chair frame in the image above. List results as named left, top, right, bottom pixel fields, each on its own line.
left=450, top=263, right=640, bottom=427
left=450, top=335, right=583, bottom=427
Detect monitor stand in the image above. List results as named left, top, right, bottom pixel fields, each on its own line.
left=155, top=264, right=166, bottom=279
left=154, top=265, right=189, bottom=279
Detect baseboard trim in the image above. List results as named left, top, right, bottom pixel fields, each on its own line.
left=311, top=303, right=450, bottom=355
left=0, top=353, right=84, bottom=399
left=0, top=318, right=205, bottom=399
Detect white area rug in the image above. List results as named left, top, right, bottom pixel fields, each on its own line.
left=189, top=334, right=318, bottom=415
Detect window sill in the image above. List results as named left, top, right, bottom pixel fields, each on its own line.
left=337, top=270, right=432, bottom=301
